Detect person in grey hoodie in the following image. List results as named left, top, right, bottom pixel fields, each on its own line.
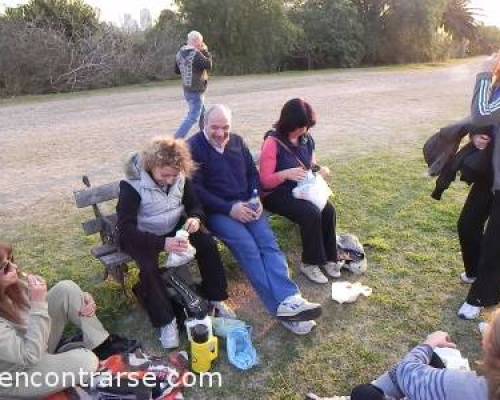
left=349, top=306, right=500, bottom=400
left=175, top=30, right=212, bottom=139
left=457, top=54, right=500, bottom=320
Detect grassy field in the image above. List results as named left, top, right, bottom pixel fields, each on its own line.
left=3, top=148, right=487, bottom=399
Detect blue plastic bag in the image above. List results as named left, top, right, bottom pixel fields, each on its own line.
left=212, top=317, right=247, bottom=338
left=226, top=327, right=259, bottom=370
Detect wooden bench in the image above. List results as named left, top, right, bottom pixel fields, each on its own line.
left=74, top=176, right=196, bottom=295
left=73, top=176, right=131, bottom=286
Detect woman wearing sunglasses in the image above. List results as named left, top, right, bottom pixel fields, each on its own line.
left=0, top=242, right=135, bottom=398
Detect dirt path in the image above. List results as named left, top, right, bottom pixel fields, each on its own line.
left=0, top=58, right=484, bottom=219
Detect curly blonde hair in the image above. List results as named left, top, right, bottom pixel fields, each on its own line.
left=141, top=137, right=196, bottom=178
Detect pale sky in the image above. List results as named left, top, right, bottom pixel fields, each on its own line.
left=0, top=0, right=173, bottom=25
left=0, top=0, right=499, bottom=27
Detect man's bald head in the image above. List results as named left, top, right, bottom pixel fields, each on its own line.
left=204, top=104, right=232, bottom=150
left=205, top=104, right=232, bottom=126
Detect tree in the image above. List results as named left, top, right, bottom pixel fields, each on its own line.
left=289, top=0, right=365, bottom=69
left=470, top=24, right=500, bottom=56
left=351, top=0, right=390, bottom=64
left=442, top=0, right=477, bottom=41
left=175, top=0, right=297, bottom=74
left=4, top=0, right=99, bottom=41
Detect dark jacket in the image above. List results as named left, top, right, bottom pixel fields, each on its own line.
left=470, top=72, right=500, bottom=191
left=424, top=119, right=493, bottom=200
left=175, top=45, right=212, bottom=93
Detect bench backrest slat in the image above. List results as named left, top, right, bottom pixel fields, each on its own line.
left=74, top=182, right=120, bottom=208
left=82, top=214, right=118, bottom=235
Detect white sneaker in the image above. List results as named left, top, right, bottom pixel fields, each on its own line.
left=479, top=322, right=489, bottom=337
left=280, top=320, right=316, bottom=335
left=323, top=261, right=343, bottom=278
left=457, top=302, right=482, bottom=320
left=300, top=264, right=329, bottom=284
left=276, top=294, right=322, bottom=321
left=460, top=272, right=476, bottom=284
left=210, top=301, right=237, bottom=319
left=160, top=318, right=179, bottom=349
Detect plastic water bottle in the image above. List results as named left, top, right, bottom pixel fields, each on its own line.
left=248, top=189, right=261, bottom=212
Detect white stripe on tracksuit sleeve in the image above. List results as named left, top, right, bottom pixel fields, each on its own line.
left=472, top=72, right=500, bottom=125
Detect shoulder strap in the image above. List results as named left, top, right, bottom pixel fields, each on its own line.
left=270, top=136, right=307, bottom=169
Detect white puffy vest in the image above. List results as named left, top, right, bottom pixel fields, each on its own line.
left=126, top=170, right=185, bottom=236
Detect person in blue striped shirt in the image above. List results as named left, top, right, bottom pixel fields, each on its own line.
left=350, top=308, right=500, bottom=400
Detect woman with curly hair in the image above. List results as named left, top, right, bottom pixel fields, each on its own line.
left=117, top=137, right=234, bottom=349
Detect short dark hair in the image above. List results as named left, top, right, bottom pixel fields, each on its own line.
left=469, top=124, right=495, bottom=137
left=274, top=98, right=316, bottom=137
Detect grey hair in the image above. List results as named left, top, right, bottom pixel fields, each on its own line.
left=187, top=30, right=203, bottom=46
left=205, top=104, right=232, bottom=125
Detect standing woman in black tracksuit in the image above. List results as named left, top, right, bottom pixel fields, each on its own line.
left=457, top=125, right=494, bottom=286
left=458, top=55, right=500, bottom=320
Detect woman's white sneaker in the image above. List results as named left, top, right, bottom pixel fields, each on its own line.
left=457, top=302, right=482, bottom=320
left=280, top=320, right=317, bottom=335
left=323, top=261, right=343, bottom=278
left=160, top=318, right=180, bottom=349
left=300, top=264, right=329, bottom=284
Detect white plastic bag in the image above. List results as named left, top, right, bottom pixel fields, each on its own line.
left=165, top=229, right=196, bottom=268
left=331, top=281, right=372, bottom=304
left=434, top=347, right=471, bottom=371
left=292, top=171, right=333, bottom=210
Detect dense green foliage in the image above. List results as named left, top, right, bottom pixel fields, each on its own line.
left=1, top=0, right=499, bottom=96
left=175, top=0, right=298, bottom=74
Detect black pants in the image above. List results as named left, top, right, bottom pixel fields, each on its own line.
left=122, top=230, right=228, bottom=328
left=350, top=353, right=445, bottom=399
left=467, top=190, right=500, bottom=306
left=263, top=187, right=337, bottom=266
left=457, top=182, right=493, bottom=278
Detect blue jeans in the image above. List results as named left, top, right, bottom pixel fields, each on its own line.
left=175, top=90, right=205, bottom=139
left=207, top=214, right=300, bottom=315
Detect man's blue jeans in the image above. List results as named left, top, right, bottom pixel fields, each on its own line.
left=207, top=214, right=300, bottom=315
left=175, top=90, right=205, bottom=139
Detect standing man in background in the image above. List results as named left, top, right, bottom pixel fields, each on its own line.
left=175, top=30, right=212, bottom=139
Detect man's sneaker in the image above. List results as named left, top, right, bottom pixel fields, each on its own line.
left=457, top=302, right=482, bottom=320
left=300, top=264, right=329, bottom=284
left=160, top=318, right=179, bottom=349
left=460, top=272, right=476, bottom=284
left=323, top=261, right=343, bottom=278
left=479, top=321, right=489, bottom=337
left=280, top=320, right=316, bottom=335
left=210, top=301, right=237, bottom=319
left=276, top=294, right=322, bottom=321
